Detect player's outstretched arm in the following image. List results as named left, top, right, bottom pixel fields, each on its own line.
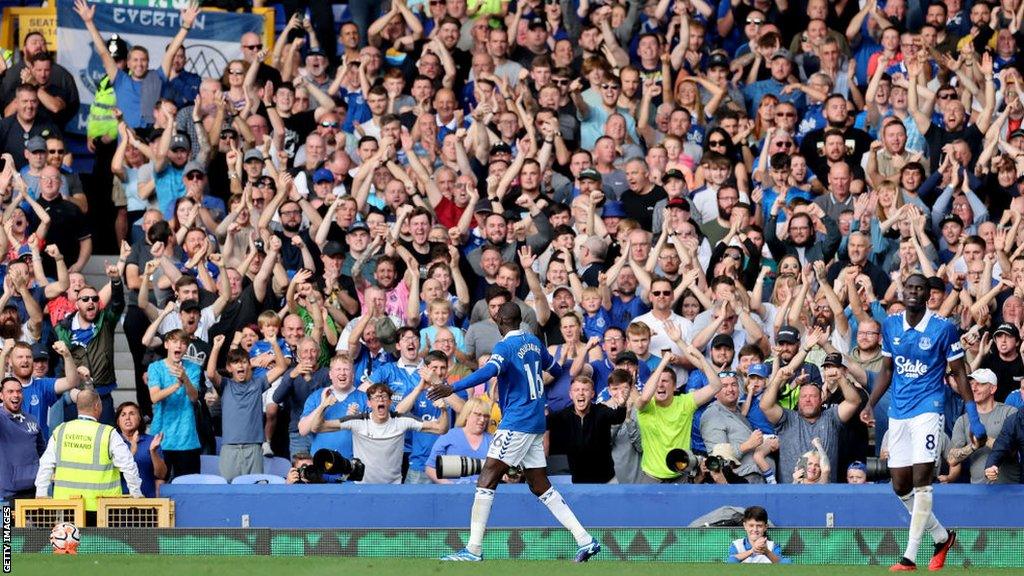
left=428, top=363, right=500, bottom=400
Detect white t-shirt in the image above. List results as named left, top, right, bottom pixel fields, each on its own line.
left=338, top=415, right=424, bottom=484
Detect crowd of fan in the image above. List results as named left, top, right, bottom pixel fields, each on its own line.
left=4, top=0, right=1024, bottom=497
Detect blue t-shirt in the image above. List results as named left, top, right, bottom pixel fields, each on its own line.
left=610, top=296, right=650, bottom=331
left=21, top=377, right=58, bottom=440
left=486, top=330, right=559, bottom=434
left=727, top=537, right=790, bottom=564
left=881, top=311, right=963, bottom=419
left=406, top=387, right=464, bottom=472
left=249, top=338, right=293, bottom=381
left=1007, top=390, right=1024, bottom=410
left=121, top=432, right=161, bottom=497
left=582, top=308, right=613, bottom=341
left=113, top=68, right=167, bottom=128
left=427, top=428, right=493, bottom=484
left=220, top=374, right=270, bottom=444
left=741, top=390, right=776, bottom=435
left=301, top=388, right=369, bottom=459
left=147, top=359, right=202, bottom=451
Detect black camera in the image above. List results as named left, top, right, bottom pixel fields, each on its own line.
left=864, top=456, right=890, bottom=481
left=298, top=449, right=365, bottom=483
left=705, top=454, right=732, bottom=473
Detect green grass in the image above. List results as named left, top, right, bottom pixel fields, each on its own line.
left=11, top=555, right=1024, bottom=576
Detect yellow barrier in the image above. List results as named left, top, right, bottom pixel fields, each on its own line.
left=96, top=497, right=175, bottom=528
left=14, top=498, right=86, bottom=528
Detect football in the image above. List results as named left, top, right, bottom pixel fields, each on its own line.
left=49, top=522, right=81, bottom=555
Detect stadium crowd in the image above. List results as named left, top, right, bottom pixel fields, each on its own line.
left=4, top=0, right=1024, bottom=498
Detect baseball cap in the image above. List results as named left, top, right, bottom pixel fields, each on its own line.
left=771, top=49, right=794, bottom=62
left=179, top=299, right=201, bottom=313
left=526, top=18, right=547, bottom=30
left=243, top=148, right=265, bottom=163
left=552, top=284, right=574, bottom=297
left=1010, top=129, right=1024, bottom=140
left=31, top=343, right=49, bottom=361
left=220, top=126, right=239, bottom=139
left=15, top=245, right=33, bottom=262
left=615, top=351, right=639, bottom=365
left=306, top=47, right=327, bottom=58
left=322, top=241, right=345, bottom=257
left=25, top=136, right=46, bottom=153
left=579, top=168, right=602, bottom=182
left=490, top=142, right=512, bottom=156
left=969, top=368, right=998, bottom=386
left=313, top=168, right=335, bottom=184
left=474, top=198, right=496, bottom=214
left=821, top=352, right=845, bottom=368
left=939, top=213, right=963, bottom=228
left=170, top=133, right=191, bottom=151
left=711, top=334, right=735, bottom=349
left=666, top=197, right=690, bottom=210
left=848, top=461, right=867, bottom=473
left=707, top=52, right=730, bottom=69
left=183, top=160, right=206, bottom=177
left=106, top=34, right=128, bottom=60
left=347, top=220, right=370, bottom=233
left=926, top=276, right=946, bottom=292
left=994, top=323, right=1021, bottom=340
left=776, top=325, right=800, bottom=344
left=602, top=201, right=627, bottom=219
left=664, top=169, right=685, bottom=182
left=747, top=363, right=770, bottom=378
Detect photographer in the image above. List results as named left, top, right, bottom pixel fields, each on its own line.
left=700, top=371, right=779, bottom=484
left=286, top=452, right=314, bottom=484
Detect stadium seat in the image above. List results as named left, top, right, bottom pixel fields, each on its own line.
left=215, top=436, right=223, bottom=455
left=264, top=457, right=291, bottom=477
left=200, top=454, right=220, bottom=475
left=231, top=474, right=286, bottom=485
left=173, top=474, right=228, bottom=485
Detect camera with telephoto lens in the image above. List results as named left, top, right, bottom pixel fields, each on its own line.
left=435, top=455, right=523, bottom=480
left=665, top=448, right=704, bottom=478
left=297, top=449, right=365, bottom=483
left=864, top=456, right=890, bottom=481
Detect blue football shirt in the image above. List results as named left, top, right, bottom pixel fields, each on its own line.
left=476, top=330, right=560, bottom=434
left=881, top=311, right=963, bottom=419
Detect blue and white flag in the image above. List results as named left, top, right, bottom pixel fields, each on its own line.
left=56, top=2, right=265, bottom=133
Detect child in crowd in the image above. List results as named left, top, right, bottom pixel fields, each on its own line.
left=728, top=506, right=791, bottom=564
left=420, top=299, right=466, bottom=356
left=251, top=310, right=292, bottom=456
left=207, top=332, right=287, bottom=482
left=578, top=285, right=613, bottom=341
left=741, top=363, right=778, bottom=483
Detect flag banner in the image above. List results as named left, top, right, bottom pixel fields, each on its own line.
left=56, top=1, right=265, bottom=133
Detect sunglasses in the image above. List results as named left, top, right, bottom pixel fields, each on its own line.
left=256, top=180, right=274, bottom=188
left=186, top=172, right=205, bottom=180
left=775, top=112, right=796, bottom=118
left=320, top=121, right=340, bottom=128
left=47, top=149, right=65, bottom=155
left=601, top=83, right=621, bottom=90
left=938, top=93, right=957, bottom=99
left=243, top=43, right=263, bottom=50
left=79, top=296, right=100, bottom=303
left=553, top=79, right=569, bottom=86
left=228, top=70, right=244, bottom=76
left=774, top=141, right=793, bottom=148
left=708, top=139, right=726, bottom=146
left=746, top=18, right=764, bottom=25
left=651, top=290, right=672, bottom=297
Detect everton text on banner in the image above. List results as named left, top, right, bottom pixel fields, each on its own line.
left=55, top=1, right=266, bottom=134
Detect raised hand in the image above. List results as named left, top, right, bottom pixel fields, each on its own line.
left=74, top=0, right=96, bottom=23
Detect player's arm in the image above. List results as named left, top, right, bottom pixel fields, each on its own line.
left=428, top=361, right=499, bottom=400
left=541, top=344, right=563, bottom=382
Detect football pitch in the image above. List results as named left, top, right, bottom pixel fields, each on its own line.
left=12, top=555, right=1024, bottom=576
